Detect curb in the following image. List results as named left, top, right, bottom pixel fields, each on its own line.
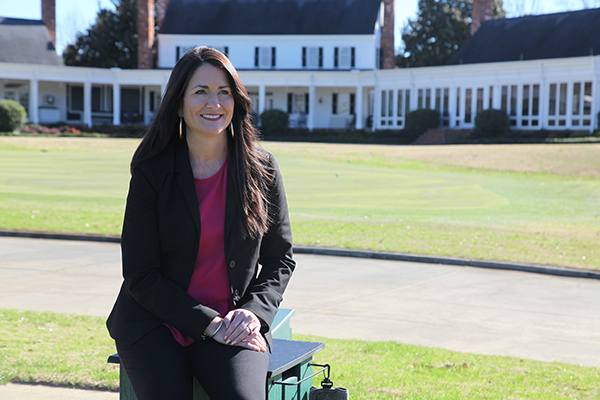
left=2, top=230, right=599, bottom=281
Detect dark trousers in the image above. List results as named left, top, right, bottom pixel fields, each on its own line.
left=116, top=325, right=269, bottom=400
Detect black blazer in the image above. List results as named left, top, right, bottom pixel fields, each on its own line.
left=106, top=139, right=295, bottom=351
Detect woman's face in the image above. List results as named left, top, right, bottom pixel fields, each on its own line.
left=179, top=63, right=235, bottom=140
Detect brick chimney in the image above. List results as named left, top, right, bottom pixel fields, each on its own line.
left=41, top=0, right=56, bottom=47
left=471, top=0, right=493, bottom=36
left=380, top=0, right=395, bottom=69
left=156, top=0, right=171, bottom=28
left=137, top=0, right=155, bottom=69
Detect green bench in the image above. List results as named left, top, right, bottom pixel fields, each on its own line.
left=108, top=309, right=325, bottom=400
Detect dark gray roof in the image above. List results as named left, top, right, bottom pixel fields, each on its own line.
left=160, top=0, right=381, bottom=35
left=448, top=8, right=600, bottom=65
left=0, top=17, right=63, bottom=65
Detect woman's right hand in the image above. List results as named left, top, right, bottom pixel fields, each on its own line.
left=205, top=316, right=267, bottom=352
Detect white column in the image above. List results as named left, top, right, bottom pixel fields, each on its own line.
left=449, top=86, right=457, bottom=128
left=83, top=82, right=92, bottom=127
left=308, top=84, right=316, bottom=131
left=373, top=83, right=380, bottom=131
left=113, top=83, right=121, bottom=126
left=29, top=79, right=39, bottom=125
left=258, top=84, right=266, bottom=116
left=355, top=85, right=363, bottom=130
left=566, top=81, right=574, bottom=130
left=458, top=87, right=465, bottom=127
left=492, top=84, right=502, bottom=109
left=516, top=84, right=523, bottom=129
left=483, top=86, right=490, bottom=110
left=594, top=58, right=600, bottom=132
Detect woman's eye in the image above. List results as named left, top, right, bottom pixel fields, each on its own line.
left=219, top=90, right=231, bottom=95
left=195, top=89, right=207, bottom=94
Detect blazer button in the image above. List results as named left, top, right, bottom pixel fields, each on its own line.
left=229, top=260, right=236, bottom=268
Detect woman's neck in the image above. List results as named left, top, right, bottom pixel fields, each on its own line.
left=186, top=133, right=228, bottom=179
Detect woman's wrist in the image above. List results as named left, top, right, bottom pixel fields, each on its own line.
left=202, top=317, right=224, bottom=340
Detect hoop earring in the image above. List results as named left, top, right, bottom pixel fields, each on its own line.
left=230, top=123, right=234, bottom=139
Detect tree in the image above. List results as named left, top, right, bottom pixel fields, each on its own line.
left=396, top=0, right=506, bottom=68
left=62, top=0, right=156, bottom=69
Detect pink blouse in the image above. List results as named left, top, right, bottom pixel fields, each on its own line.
left=166, top=159, right=233, bottom=346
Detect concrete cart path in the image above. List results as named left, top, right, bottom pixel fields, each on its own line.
left=1, top=236, right=599, bottom=399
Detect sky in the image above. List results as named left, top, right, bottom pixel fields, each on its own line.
left=1, top=0, right=599, bottom=55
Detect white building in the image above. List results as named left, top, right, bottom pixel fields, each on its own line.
left=0, top=0, right=598, bottom=135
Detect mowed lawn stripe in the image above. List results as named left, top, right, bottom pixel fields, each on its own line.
left=0, top=137, right=598, bottom=269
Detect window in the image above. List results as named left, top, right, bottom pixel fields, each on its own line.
left=255, top=47, right=276, bottom=68
left=91, top=86, right=112, bottom=113
left=176, top=46, right=195, bottom=61
left=334, top=47, right=355, bottom=69
left=572, top=81, right=593, bottom=127
left=332, top=93, right=355, bottom=115
left=287, top=93, right=308, bottom=114
left=456, top=88, right=461, bottom=126
left=380, top=90, right=395, bottom=126
left=436, top=88, right=450, bottom=127
left=548, top=83, right=568, bottom=126
left=395, top=89, right=410, bottom=127
left=302, top=47, right=323, bottom=68
left=465, top=88, right=472, bottom=124
left=332, top=93, right=338, bottom=114
left=521, top=84, right=540, bottom=127
left=149, top=91, right=158, bottom=112
left=476, top=88, right=484, bottom=112
left=176, top=46, right=228, bottom=62
left=501, top=85, right=518, bottom=126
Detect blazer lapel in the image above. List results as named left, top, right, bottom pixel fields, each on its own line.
left=174, top=139, right=201, bottom=236
left=224, top=157, right=238, bottom=243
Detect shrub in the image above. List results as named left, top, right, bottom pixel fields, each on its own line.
left=0, top=99, right=27, bottom=132
left=475, top=109, right=510, bottom=136
left=405, top=109, right=441, bottom=133
left=260, top=109, right=289, bottom=135
left=402, top=109, right=441, bottom=143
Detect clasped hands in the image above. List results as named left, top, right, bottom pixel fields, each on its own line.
left=204, top=309, right=267, bottom=352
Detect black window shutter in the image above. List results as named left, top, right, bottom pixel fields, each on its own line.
left=255, top=47, right=259, bottom=67
left=176, top=46, right=180, bottom=62
left=319, top=47, right=323, bottom=67
left=350, top=93, right=356, bottom=115
left=224, top=47, right=229, bottom=57
left=287, top=93, right=293, bottom=113
left=302, top=47, right=306, bottom=67
left=332, top=93, right=338, bottom=114
left=271, top=47, right=276, bottom=67
left=304, top=93, right=309, bottom=114
left=334, top=48, right=339, bottom=68
left=351, top=47, right=356, bottom=68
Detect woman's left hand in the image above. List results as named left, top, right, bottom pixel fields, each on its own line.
left=222, top=309, right=266, bottom=351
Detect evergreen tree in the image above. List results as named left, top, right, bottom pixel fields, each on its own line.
left=62, top=0, right=155, bottom=69
left=396, top=0, right=505, bottom=68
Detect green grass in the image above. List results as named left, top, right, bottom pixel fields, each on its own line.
left=1, top=309, right=598, bottom=399
left=0, top=309, right=119, bottom=390
left=0, top=137, right=599, bottom=270
left=297, top=334, right=600, bottom=400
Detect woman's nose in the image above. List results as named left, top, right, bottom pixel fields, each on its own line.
left=206, top=92, right=220, bottom=108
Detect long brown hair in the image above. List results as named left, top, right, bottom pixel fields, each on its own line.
left=131, top=47, right=272, bottom=239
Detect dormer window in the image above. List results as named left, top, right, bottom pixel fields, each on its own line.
left=255, top=47, right=276, bottom=68
left=302, top=47, right=323, bottom=68
left=335, top=47, right=355, bottom=69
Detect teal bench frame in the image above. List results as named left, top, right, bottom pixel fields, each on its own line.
left=108, top=309, right=325, bottom=400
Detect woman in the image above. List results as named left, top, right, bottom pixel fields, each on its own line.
left=106, top=47, right=295, bottom=400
